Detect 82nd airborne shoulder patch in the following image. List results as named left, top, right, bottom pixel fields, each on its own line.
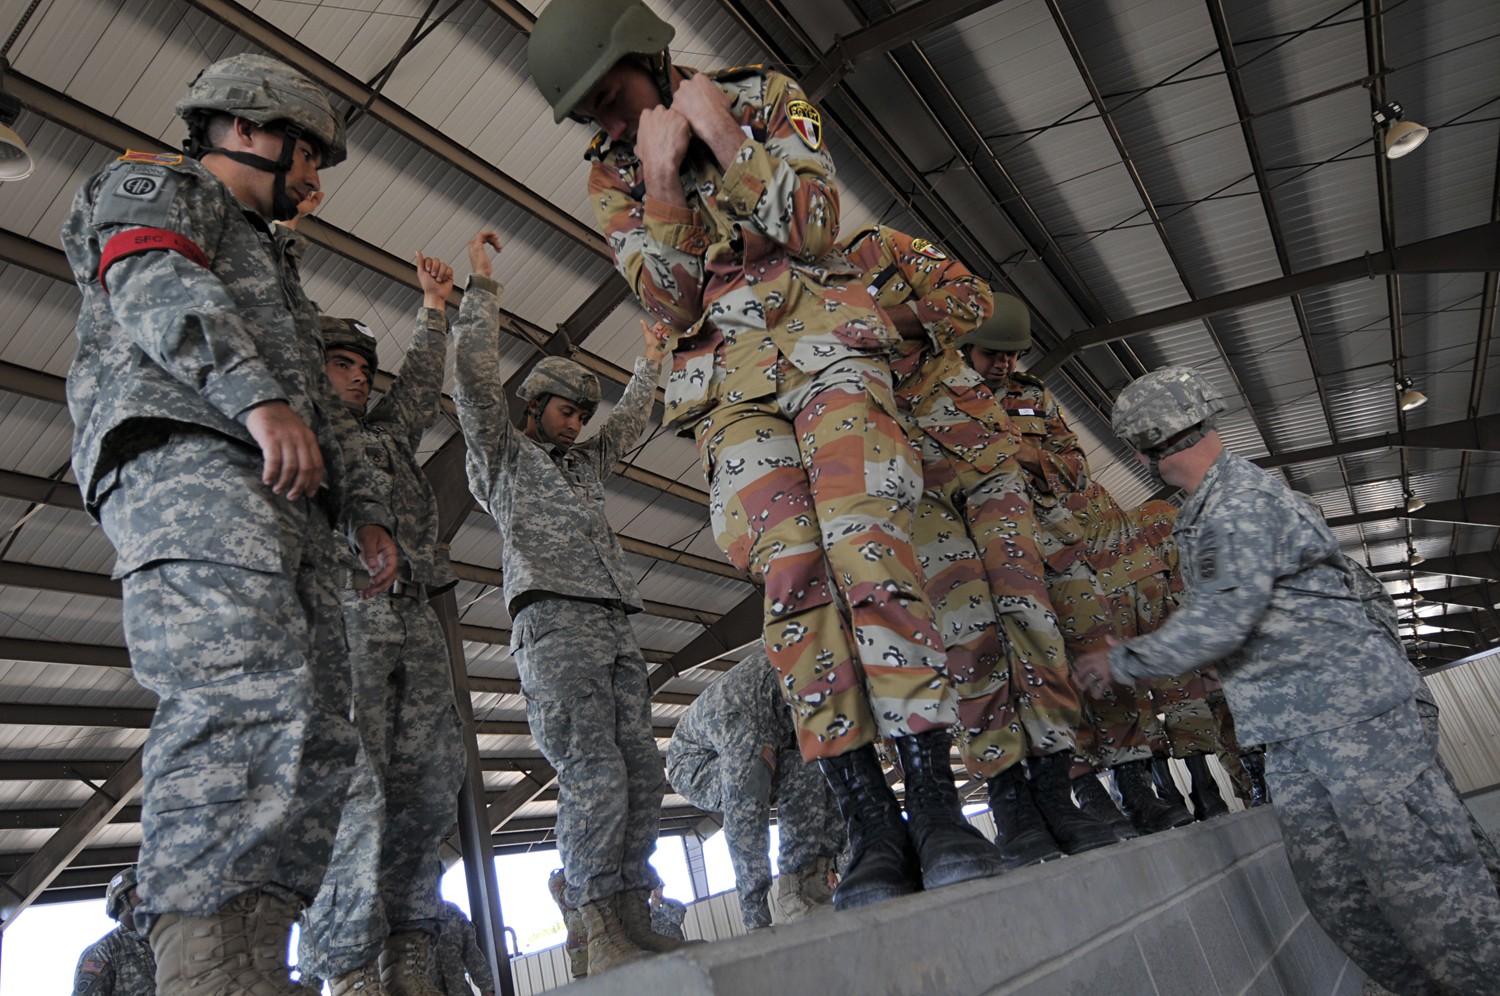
left=786, top=100, right=822, bottom=150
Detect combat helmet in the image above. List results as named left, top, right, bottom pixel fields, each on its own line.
left=175, top=54, right=346, bottom=219
left=1111, top=366, right=1225, bottom=455
left=528, top=0, right=675, bottom=123
left=959, top=294, right=1031, bottom=353
left=519, top=356, right=601, bottom=416
left=104, top=866, right=138, bottom=922
left=320, top=315, right=379, bottom=371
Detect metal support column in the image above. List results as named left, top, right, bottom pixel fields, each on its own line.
left=682, top=832, right=712, bottom=901
left=432, top=588, right=515, bottom=996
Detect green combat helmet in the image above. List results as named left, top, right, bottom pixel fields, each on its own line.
left=528, top=0, right=675, bottom=123
left=319, top=316, right=379, bottom=371
left=519, top=356, right=601, bottom=418
left=1111, top=366, right=1225, bottom=455
left=958, top=293, right=1031, bottom=353
left=174, top=53, right=347, bottom=219
left=104, top=866, right=138, bottom=922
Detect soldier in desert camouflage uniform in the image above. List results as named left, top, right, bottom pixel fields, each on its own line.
left=299, top=251, right=466, bottom=996
left=841, top=227, right=1126, bottom=863
left=62, top=54, right=398, bottom=994
left=73, top=867, right=155, bottom=996
left=450, top=232, right=684, bottom=974
left=963, top=316, right=1203, bottom=835
left=433, top=901, right=495, bottom=996
left=529, top=0, right=1005, bottom=913
left=1076, top=366, right=1500, bottom=996
left=666, top=646, right=844, bottom=930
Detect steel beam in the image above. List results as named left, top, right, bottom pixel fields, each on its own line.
left=1254, top=414, right=1500, bottom=470
left=1324, top=493, right=1500, bottom=530
left=0, top=748, right=143, bottom=931
left=0, top=562, right=119, bottom=600
left=801, top=0, right=1005, bottom=100
left=0, top=638, right=128, bottom=669
left=1032, top=221, right=1500, bottom=376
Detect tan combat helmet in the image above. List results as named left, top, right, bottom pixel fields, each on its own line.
left=528, top=0, right=675, bottom=123
left=175, top=53, right=346, bottom=219
left=519, top=356, right=601, bottom=418
left=319, top=316, right=379, bottom=371
left=958, top=293, right=1031, bottom=353
left=1111, top=366, right=1225, bottom=455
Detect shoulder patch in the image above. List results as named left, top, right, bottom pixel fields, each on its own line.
left=786, top=99, right=822, bottom=150
left=584, top=131, right=609, bottom=162
left=910, top=237, right=946, bottom=260
left=1012, top=370, right=1045, bottom=387
left=118, top=150, right=183, bottom=167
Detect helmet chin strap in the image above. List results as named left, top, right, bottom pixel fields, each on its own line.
left=530, top=395, right=564, bottom=452
left=194, top=123, right=305, bottom=221
left=1143, top=421, right=1214, bottom=483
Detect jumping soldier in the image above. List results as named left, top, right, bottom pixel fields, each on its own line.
left=450, top=231, right=685, bottom=973
left=528, top=0, right=1004, bottom=913
left=298, top=249, right=466, bottom=996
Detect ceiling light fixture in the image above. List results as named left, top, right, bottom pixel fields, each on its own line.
left=0, top=60, right=34, bottom=182
left=1408, top=549, right=1425, bottom=567
left=1396, top=376, right=1427, bottom=411
left=1373, top=101, right=1429, bottom=159
left=1405, top=494, right=1426, bottom=513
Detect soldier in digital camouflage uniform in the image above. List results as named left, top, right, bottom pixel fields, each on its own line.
left=433, top=901, right=495, bottom=996
left=547, top=868, right=589, bottom=979
left=961, top=315, right=1204, bottom=837
left=73, top=867, right=155, bottom=996
left=298, top=250, right=467, bottom=996
left=841, top=227, right=1125, bottom=863
left=529, top=0, right=1005, bottom=914
left=666, top=646, right=844, bottom=930
left=1075, top=366, right=1500, bottom=996
left=62, top=54, right=399, bottom=994
left=451, top=232, right=683, bottom=973
left=648, top=888, right=688, bottom=940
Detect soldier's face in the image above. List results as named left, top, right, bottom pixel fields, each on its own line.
left=573, top=62, right=664, bottom=142
left=236, top=122, right=323, bottom=217
left=325, top=348, right=371, bottom=410
left=967, top=346, right=1022, bottom=386
left=535, top=396, right=586, bottom=446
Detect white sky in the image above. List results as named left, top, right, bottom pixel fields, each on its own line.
left=0, top=829, right=748, bottom=995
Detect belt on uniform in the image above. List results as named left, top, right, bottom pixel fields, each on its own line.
left=343, top=568, right=427, bottom=599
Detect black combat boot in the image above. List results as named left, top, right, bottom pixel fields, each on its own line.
left=1114, top=758, right=1195, bottom=833
left=1072, top=769, right=1140, bottom=843
left=1152, top=755, right=1189, bottom=809
left=1184, top=754, right=1231, bottom=820
left=986, top=762, right=1063, bottom=868
left=1028, top=752, right=1119, bottom=854
left=819, top=746, right=922, bottom=910
left=1240, top=752, right=1270, bottom=807
left=894, top=730, right=1008, bottom=889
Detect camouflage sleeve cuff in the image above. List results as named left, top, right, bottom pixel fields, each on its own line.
left=465, top=273, right=502, bottom=297
left=345, top=500, right=394, bottom=541
left=1107, top=644, right=1135, bottom=684
left=214, top=359, right=292, bottom=423
left=643, top=197, right=709, bottom=254
left=636, top=354, right=664, bottom=379
left=720, top=139, right=773, bottom=218
left=420, top=306, right=448, bottom=333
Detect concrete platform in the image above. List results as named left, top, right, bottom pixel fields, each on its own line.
left=561, top=807, right=1365, bottom=995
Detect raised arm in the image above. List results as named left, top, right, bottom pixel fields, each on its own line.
left=450, top=232, right=517, bottom=509
left=378, top=250, right=456, bottom=450
left=592, top=319, right=668, bottom=472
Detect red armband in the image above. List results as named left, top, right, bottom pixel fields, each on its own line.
left=99, top=227, right=210, bottom=294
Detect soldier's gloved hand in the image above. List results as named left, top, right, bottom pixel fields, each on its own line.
left=467, top=230, right=503, bottom=279
left=245, top=400, right=324, bottom=499
left=355, top=524, right=399, bottom=597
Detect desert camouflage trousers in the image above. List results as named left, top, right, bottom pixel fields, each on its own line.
left=1268, top=696, right=1500, bottom=995
left=667, top=729, right=843, bottom=928
left=698, top=358, right=955, bottom=760
left=300, top=592, right=465, bottom=977
left=912, top=444, right=1078, bottom=778
left=513, top=598, right=664, bottom=906
left=101, top=436, right=357, bottom=931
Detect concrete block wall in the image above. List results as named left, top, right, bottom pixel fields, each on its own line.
left=547, top=808, right=1366, bottom=996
